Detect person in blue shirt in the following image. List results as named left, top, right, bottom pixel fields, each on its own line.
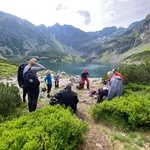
left=44, top=70, right=52, bottom=98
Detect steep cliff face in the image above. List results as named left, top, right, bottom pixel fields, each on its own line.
left=113, top=15, right=149, bottom=55
left=139, top=14, right=150, bottom=43
left=93, top=14, right=150, bottom=63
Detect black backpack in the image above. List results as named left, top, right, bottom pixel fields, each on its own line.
left=17, top=64, right=27, bottom=88
left=49, top=96, right=58, bottom=106
left=24, top=68, right=40, bottom=89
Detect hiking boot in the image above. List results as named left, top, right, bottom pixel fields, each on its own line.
left=47, top=94, right=51, bottom=98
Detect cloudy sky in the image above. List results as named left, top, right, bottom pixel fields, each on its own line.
left=0, top=0, right=149, bottom=32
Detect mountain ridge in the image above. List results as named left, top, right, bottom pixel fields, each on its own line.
left=0, top=11, right=149, bottom=63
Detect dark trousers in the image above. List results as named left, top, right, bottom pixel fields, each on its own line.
left=27, top=87, right=39, bottom=112
left=97, top=89, right=108, bottom=103
left=55, top=81, right=59, bottom=88
left=47, top=84, right=52, bottom=93
left=23, top=87, right=27, bottom=102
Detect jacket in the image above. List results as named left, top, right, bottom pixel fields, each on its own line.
left=55, top=87, right=79, bottom=112
left=115, top=72, right=125, bottom=82
left=81, top=72, right=89, bottom=79
left=44, top=74, right=52, bottom=84
left=107, top=75, right=124, bottom=100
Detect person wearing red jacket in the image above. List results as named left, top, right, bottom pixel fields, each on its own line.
left=81, top=69, right=90, bottom=89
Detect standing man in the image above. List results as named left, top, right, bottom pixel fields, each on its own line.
left=81, top=69, right=90, bottom=89
left=23, top=58, right=45, bottom=112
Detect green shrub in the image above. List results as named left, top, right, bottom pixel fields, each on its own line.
left=0, top=105, right=88, bottom=150
left=0, top=82, right=22, bottom=117
left=90, top=94, right=150, bottom=130
left=119, top=60, right=150, bottom=85
left=124, top=83, right=147, bottom=92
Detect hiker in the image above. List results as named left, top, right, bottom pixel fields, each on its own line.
left=97, top=71, right=124, bottom=103
left=81, top=69, right=90, bottom=89
left=23, top=58, right=45, bottom=112
left=54, top=72, right=59, bottom=88
left=44, top=70, right=52, bottom=98
left=54, top=82, right=79, bottom=113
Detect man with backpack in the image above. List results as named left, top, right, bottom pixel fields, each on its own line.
left=23, top=58, right=45, bottom=112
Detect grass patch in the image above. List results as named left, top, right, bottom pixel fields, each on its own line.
left=0, top=63, right=17, bottom=78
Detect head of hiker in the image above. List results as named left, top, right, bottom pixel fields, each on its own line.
left=84, top=69, right=87, bottom=73
left=107, top=71, right=114, bottom=79
left=29, top=58, right=37, bottom=66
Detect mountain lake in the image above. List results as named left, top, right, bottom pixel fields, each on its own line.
left=40, top=61, right=125, bottom=78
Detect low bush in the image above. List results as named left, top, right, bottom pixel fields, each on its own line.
left=90, top=93, right=150, bottom=130
left=0, top=82, right=22, bottom=117
left=0, top=105, right=88, bottom=150
left=92, top=60, right=150, bottom=131
left=119, top=60, right=150, bottom=85
left=102, top=60, right=150, bottom=85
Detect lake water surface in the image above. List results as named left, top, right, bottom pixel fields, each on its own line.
left=40, top=61, right=124, bottom=78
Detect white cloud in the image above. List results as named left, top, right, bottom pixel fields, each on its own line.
left=77, top=10, right=91, bottom=25
left=105, top=0, right=114, bottom=7
left=0, top=0, right=149, bottom=31
left=105, top=11, right=116, bottom=18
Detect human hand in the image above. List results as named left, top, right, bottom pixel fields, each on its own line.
left=29, top=58, right=37, bottom=65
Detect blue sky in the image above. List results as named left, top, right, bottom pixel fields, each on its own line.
left=0, top=0, right=149, bottom=32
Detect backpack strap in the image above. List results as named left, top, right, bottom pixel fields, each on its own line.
left=28, top=67, right=31, bottom=71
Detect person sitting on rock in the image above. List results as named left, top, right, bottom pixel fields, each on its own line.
left=97, top=71, right=124, bottom=103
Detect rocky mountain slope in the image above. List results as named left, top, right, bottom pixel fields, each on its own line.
left=0, top=11, right=149, bottom=63
left=0, top=11, right=80, bottom=62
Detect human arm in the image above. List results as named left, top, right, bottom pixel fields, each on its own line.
left=31, top=62, right=45, bottom=72
left=81, top=72, right=83, bottom=78
left=54, top=91, right=62, bottom=101
left=74, top=93, right=79, bottom=104
left=44, top=76, right=47, bottom=83
left=87, top=72, right=89, bottom=77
